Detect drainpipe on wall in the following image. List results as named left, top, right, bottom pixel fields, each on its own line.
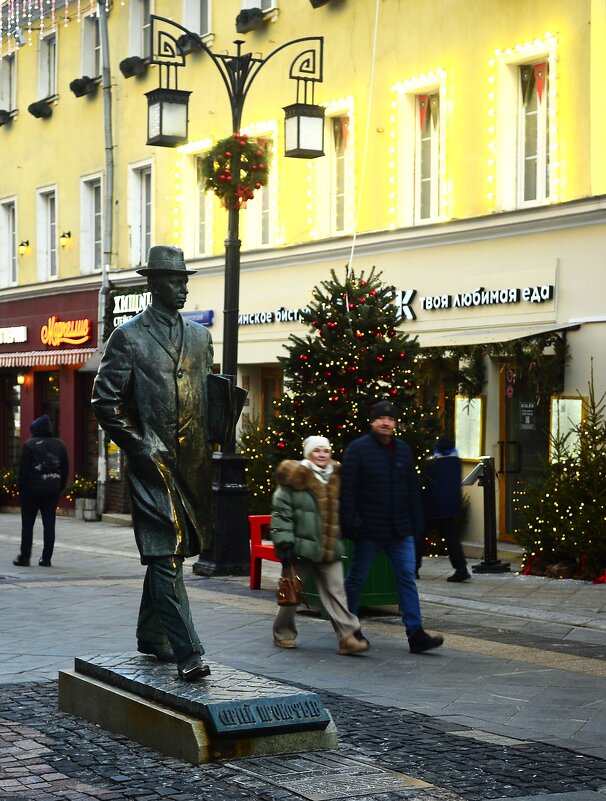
left=95, top=1, right=114, bottom=517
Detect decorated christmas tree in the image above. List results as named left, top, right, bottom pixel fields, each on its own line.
left=240, top=266, right=440, bottom=513
left=515, top=364, right=606, bottom=580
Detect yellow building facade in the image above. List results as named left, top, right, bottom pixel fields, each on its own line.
left=1, top=0, right=605, bottom=543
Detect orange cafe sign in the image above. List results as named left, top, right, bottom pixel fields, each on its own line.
left=40, top=316, right=92, bottom=347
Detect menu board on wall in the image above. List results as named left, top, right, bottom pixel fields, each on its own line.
left=455, top=396, right=484, bottom=460
left=550, top=396, right=585, bottom=460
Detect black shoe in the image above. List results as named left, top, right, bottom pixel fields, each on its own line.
left=38, top=558, right=52, bottom=567
left=177, top=655, right=211, bottom=681
left=13, top=555, right=30, bottom=567
left=137, top=640, right=175, bottom=663
left=447, top=570, right=471, bottom=582
left=353, top=629, right=370, bottom=648
left=408, top=628, right=444, bottom=654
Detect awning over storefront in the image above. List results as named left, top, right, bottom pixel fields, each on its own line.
left=417, top=322, right=580, bottom=349
left=78, top=345, right=105, bottom=374
left=0, top=348, right=96, bottom=367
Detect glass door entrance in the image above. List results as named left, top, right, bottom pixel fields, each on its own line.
left=500, top=370, right=550, bottom=536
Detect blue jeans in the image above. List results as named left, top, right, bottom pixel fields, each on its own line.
left=345, top=536, right=423, bottom=637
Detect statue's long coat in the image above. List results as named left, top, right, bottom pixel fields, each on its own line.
left=92, top=307, right=213, bottom=561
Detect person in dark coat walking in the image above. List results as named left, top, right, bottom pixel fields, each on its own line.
left=13, top=414, right=69, bottom=568
left=92, top=245, right=214, bottom=681
left=340, top=401, right=444, bottom=654
left=422, top=435, right=470, bottom=582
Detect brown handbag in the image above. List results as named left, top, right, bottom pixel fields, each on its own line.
left=276, top=565, right=303, bottom=606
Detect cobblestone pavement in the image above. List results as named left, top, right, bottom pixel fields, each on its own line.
left=0, top=681, right=605, bottom=801
left=2, top=514, right=606, bottom=800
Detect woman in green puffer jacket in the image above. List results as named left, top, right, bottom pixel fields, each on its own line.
left=270, top=436, right=369, bottom=656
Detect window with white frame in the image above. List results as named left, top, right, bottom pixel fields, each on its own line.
left=39, top=32, right=57, bottom=98
left=519, top=62, right=549, bottom=205
left=184, top=0, right=211, bottom=36
left=81, top=176, right=102, bottom=274
left=242, top=137, right=275, bottom=249
left=37, top=188, right=57, bottom=280
left=195, top=157, right=210, bottom=256
left=415, top=93, right=440, bottom=222
left=310, top=105, right=354, bottom=239
left=491, top=39, right=556, bottom=212
left=241, top=0, right=276, bottom=10
left=0, top=54, right=16, bottom=111
left=0, top=198, right=17, bottom=287
left=130, top=0, right=152, bottom=59
left=82, top=12, right=101, bottom=78
left=392, top=70, right=448, bottom=228
left=129, top=164, right=152, bottom=266
left=331, top=116, right=348, bottom=233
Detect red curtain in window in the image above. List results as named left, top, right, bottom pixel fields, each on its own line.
left=418, top=95, right=430, bottom=131
left=533, top=62, right=547, bottom=103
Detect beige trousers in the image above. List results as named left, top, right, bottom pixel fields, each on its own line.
left=273, top=558, right=361, bottom=645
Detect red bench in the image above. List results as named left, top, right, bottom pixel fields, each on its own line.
left=249, top=514, right=279, bottom=589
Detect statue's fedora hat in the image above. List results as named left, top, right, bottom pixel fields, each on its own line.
left=136, top=245, right=196, bottom=276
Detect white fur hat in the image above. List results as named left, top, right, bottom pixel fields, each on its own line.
left=303, top=436, right=332, bottom=458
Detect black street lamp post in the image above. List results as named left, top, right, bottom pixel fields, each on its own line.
left=146, top=16, right=325, bottom=576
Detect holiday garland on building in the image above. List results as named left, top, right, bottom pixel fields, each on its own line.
left=201, top=133, right=269, bottom=210
left=240, top=266, right=440, bottom=513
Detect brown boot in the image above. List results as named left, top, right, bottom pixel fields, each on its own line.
left=338, top=634, right=370, bottom=656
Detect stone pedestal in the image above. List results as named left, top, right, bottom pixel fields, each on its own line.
left=58, top=654, right=338, bottom=764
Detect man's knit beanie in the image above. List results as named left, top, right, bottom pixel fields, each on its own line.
left=370, top=401, right=400, bottom=420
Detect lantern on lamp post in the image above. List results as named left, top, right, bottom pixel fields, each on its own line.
left=143, top=16, right=325, bottom=578
left=146, top=87, right=191, bottom=147
left=283, top=102, right=325, bottom=158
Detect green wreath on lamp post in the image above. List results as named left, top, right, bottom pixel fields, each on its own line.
left=201, top=133, right=269, bottom=209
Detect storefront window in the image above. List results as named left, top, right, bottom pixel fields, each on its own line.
left=40, top=371, right=60, bottom=437
left=2, top=375, right=21, bottom=467
left=81, top=374, right=98, bottom=479
left=261, top=367, right=282, bottom=426
left=418, top=358, right=456, bottom=439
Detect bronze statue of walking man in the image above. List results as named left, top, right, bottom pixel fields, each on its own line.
left=92, top=246, right=213, bottom=681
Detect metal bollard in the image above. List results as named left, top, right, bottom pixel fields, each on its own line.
left=462, top=456, right=510, bottom=573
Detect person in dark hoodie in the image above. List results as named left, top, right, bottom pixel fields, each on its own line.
left=340, top=401, right=444, bottom=654
left=270, top=435, right=369, bottom=656
left=422, top=435, right=470, bottom=582
left=13, top=414, right=69, bottom=567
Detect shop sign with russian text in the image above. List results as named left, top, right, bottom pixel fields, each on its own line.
left=0, top=326, right=27, bottom=345
left=419, top=284, right=554, bottom=312
left=40, top=317, right=92, bottom=347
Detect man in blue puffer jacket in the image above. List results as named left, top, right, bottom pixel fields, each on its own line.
left=341, top=401, right=444, bottom=654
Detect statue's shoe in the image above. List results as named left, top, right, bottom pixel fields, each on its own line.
left=177, top=655, right=211, bottom=681
left=137, top=640, right=175, bottom=663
